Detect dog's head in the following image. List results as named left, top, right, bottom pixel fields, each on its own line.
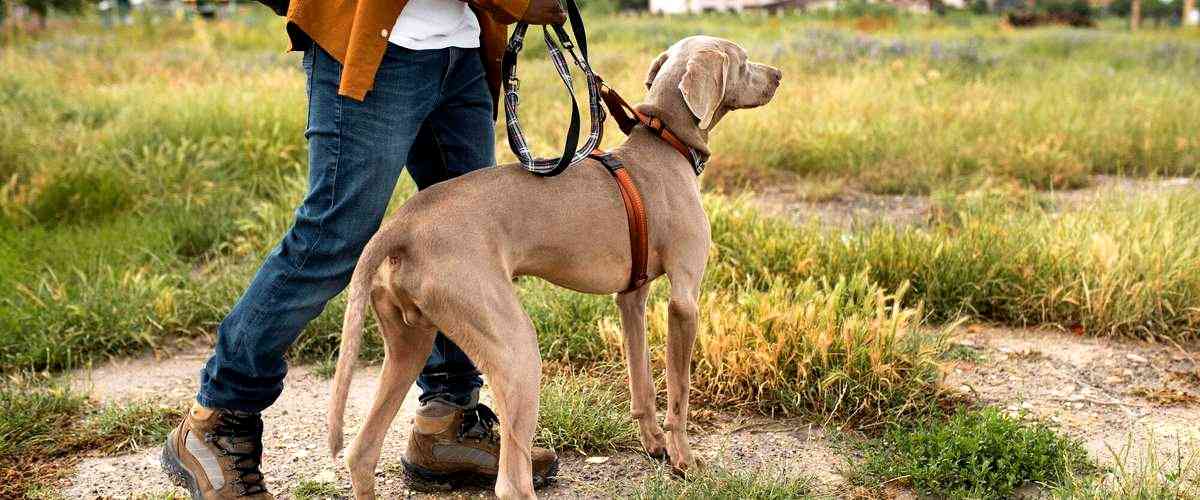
left=639, top=36, right=782, bottom=151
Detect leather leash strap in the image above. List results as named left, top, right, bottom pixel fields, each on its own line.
left=589, top=150, right=648, bottom=292
left=597, top=78, right=707, bottom=176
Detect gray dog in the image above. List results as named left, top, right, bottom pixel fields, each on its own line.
left=327, top=35, right=782, bottom=499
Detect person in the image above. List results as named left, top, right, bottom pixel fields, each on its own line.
left=159, top=0, right=567, bottom=496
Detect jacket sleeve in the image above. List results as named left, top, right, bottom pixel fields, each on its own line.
left=466, top=0, right=529, bottom=24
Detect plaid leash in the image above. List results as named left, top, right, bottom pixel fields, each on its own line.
left=502, top=0, right=605, bottom=177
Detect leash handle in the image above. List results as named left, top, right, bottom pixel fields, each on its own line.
left=502, top=0, right=604, bottom=177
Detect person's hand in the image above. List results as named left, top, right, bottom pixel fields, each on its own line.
left=521, top=0, right=566, bottom=25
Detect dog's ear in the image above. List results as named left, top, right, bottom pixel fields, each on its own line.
left=645, top=51, right=669, bottom=90
left=678, top=49, right=729, bottom=130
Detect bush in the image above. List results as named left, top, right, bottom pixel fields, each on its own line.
left=853, top=408, right=1093, bottom=498
left=643, top=269, right=950, bottom=427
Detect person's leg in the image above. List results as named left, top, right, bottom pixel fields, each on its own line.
left=197, top=43, right=449, bottom=413
left=406, top=47, right=497, bottom=408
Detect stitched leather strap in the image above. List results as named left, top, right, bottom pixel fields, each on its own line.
left=597, top=78, right=707, bottom=175
left=590, top=151, right=648, bottom=292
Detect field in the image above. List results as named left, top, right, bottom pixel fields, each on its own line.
left=3, top=5, right=1200, bottom=499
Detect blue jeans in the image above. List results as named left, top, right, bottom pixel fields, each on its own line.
left=198, top=43, right=493, bottom=413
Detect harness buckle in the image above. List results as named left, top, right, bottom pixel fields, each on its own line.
left=591, top=152, right=624, bottom=174
left=689, top=149, right=707, bottom=176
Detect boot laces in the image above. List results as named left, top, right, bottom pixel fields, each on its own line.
left=457, top=403, right=500, bottom=443
left=210, top=411, right=268, bottom=496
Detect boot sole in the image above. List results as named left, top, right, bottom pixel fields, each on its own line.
left=160, top=432, right=204, bottom=500
left=400, top=458, right=559, bottom=493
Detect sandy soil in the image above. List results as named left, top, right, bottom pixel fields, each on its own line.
left=60, top=323, right=1199, bottom=498
left=947, top=326, right=1200, bottom=466
left=751, top=175, right=1200, bottom=229
left=60, top=344, right=848, bottom=499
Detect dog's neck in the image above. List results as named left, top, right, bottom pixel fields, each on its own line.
left=615, top=126, right=701, bottom=181
left=634, top=98, right=711, bottom=160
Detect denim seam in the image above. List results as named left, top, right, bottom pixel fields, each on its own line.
left=231, top=48, right=340, bottom=355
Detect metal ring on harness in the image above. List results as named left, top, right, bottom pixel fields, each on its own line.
left=501, top=0, right=605, bottom=177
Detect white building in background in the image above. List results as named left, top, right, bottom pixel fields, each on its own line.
left=649, top=0, right=774, bottom=14
left=649, top=0, right=964, bottom=14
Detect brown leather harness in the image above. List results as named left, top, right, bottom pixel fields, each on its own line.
left=589, top=79, right=708, bottom=292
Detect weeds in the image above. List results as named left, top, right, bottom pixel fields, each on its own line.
left=0, top=377, right=181, bottom=498
left=632, top=464, right=814, bottom=499
left=851, top=407, right=1093, bottom=498
left=537, top=375, right=639, bottom=453
left=640, top=272, right=950, bottom=427
left=291, top=480, right=343, bottom=499
left=1053, top=435, right=1200, bottom=499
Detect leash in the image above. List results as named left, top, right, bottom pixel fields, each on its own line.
left=501, top=0, right=605, bottom=177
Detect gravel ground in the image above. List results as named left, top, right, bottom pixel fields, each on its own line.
left=61, top=345, right=848, bottom=499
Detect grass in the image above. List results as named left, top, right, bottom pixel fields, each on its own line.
left=2, top=9, right=1197, bottom=376
left=536, top=374, right=640, bottom=453
left=4, top=10, right=1200, bottom=496
left=0, top=377, right=182, bottom=498
left=1053, top=436, right=1200, bottom=499
left=291, top=480, right=343, bottom=499
left=850, top=407, right=1093, bottom=498
left=632, top=464, right=815, bottom=499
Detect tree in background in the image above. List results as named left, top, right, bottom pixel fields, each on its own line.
left=13, top=0, right=84, bottom=28
left=1110, top=0, right=1183, bottom=26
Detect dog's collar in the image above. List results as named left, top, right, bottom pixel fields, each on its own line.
left=636, top=115, right=708, bottom=176
left=598, top=79, right=707, bottom=176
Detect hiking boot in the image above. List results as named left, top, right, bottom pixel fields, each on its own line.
left=401, top=399, right=559, bottom=491
left=161, top=402, right=274, bottom=499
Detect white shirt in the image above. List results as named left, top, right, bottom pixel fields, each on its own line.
left=389, top=0, right=481, bottom=50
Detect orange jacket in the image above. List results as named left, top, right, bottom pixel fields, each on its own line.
left=285, top=0, right=529, bottom=108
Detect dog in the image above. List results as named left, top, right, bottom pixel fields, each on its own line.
left=326, top=35, right=782, bottom=499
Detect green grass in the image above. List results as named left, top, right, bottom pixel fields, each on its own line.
left=851, top=407, right=1093, bottom=498
left=0, top=377, right=182, bottom=498
left=3, top=9, right=1198, bottom=379
left=1052, top=436, right=1200, bottom=499
left=291, top=480, right=343, bottom=499
left=536, top=374, right=639, bottom=453
left=632, top=464, right=815, bottom=499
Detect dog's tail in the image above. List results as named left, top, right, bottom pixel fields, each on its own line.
left=327, top=231, right=390, bottom=459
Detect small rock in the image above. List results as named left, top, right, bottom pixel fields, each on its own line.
left=1104, top=376, right=1123, bottom=384
left=314, top=469, right=337, bottom=483
left=1126, top=353, right=1149, bottom=364
left=585, top=456, right=610, bottom=464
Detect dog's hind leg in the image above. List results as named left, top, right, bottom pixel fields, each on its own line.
left=425, top=280, right=541, bottom=500
left=663, top=269, right=702, bottom=474
left=345, top=289, right=436, bottom=499
left=616, top=286, right=668, bottom=459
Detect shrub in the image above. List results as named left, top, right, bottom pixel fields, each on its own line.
left=641, top=272, right=949, bottom=426
left=852, top=408, right=1093, bottom=498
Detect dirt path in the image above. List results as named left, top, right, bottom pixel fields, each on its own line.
left=61, top=345, right=847, bottom=499
left=750, top=175, right=1200, bottom=229
left=947, top=326, right=1200, bottom=465
left=60, top=324, right=1200, bottom=498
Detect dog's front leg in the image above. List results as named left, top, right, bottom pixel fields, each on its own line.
left=616, top=286, right=668, bottom=459
left=663, top=274, right=701, bottom=474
